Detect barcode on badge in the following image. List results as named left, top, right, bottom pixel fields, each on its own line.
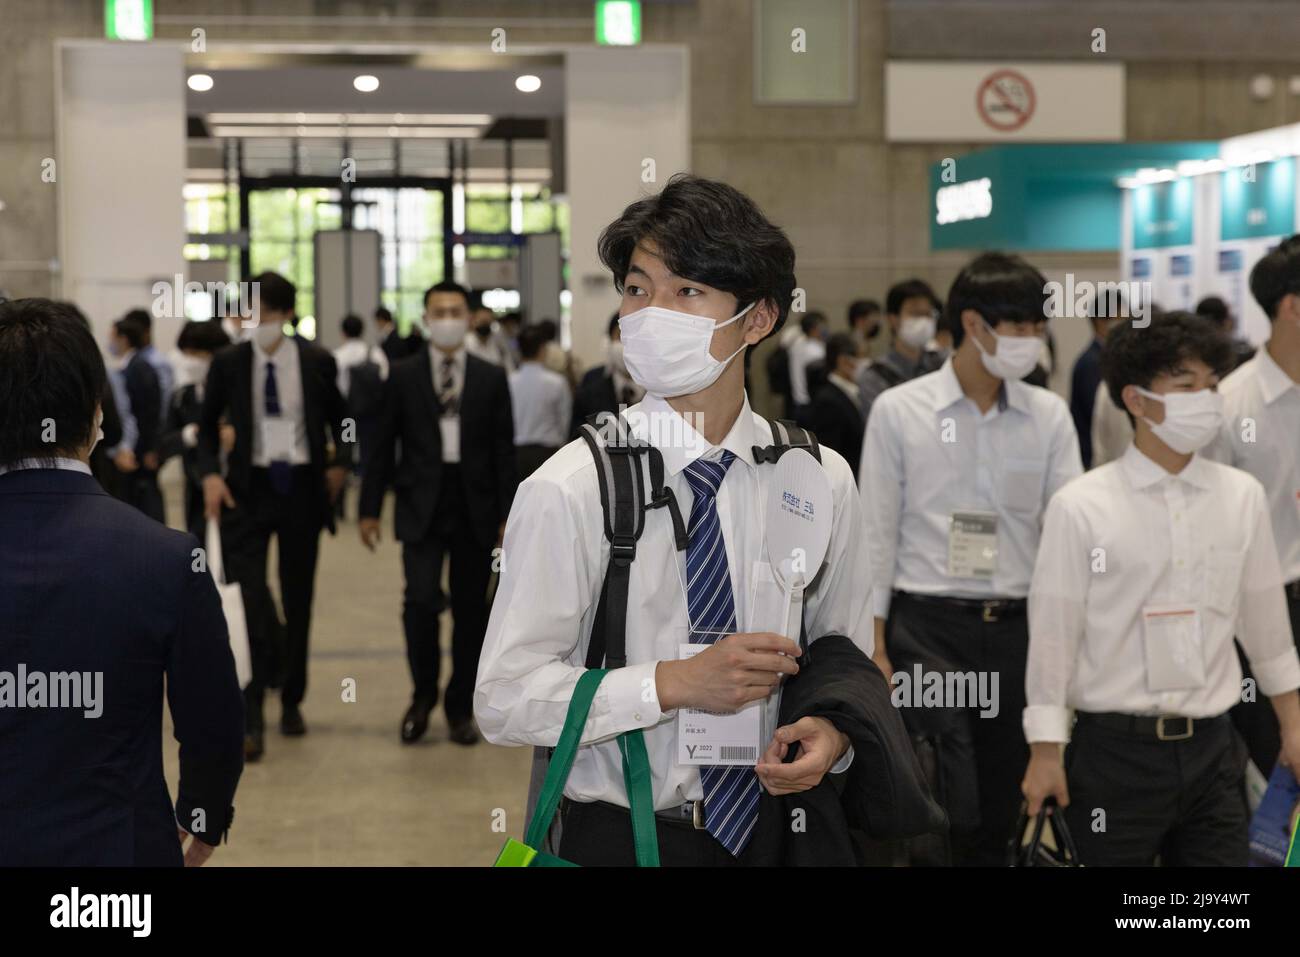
left=719, top=746, right=756, bottom=762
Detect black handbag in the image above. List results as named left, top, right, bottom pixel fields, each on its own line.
left=1009, top=798, right=1081, bottom=867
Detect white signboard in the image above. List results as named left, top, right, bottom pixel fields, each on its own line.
left=886, top=61, right=1125, bottom=142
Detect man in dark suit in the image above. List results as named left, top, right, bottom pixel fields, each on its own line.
left=571, top=313, right=643, bottom=437
left=198, top=272, right=352, bottom=761
left=110, top=314, right=165, bottom=523
left=807, top=333, right=865, bottom=479
left=359, top=281, right=517, bottom=746
left=0, top=298, right=243, bottom=866
left=375, top=305, right=420, bottom=364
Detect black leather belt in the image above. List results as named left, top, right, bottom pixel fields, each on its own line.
left=1075, top=711, right=1228, bottom=741
left=655, top=800, right=707, bottom=830
left=894, top=590, right=1027, bottom=623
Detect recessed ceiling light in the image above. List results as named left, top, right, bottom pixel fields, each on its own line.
left=187, top=74, right=213, bottom=92
left=353, top=75, right=379, bottom=93
left=515, top=74, right=541, bottom=93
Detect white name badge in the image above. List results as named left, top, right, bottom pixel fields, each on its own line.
left=1141, top=604, right=1207, bottom=692
left=439, top=415, right=461, bottom=463
left=676, top=642, right=763, bottom=766
left=261, top=417, right=296, bottom=461
left=948, top=510, right=998, bottom=579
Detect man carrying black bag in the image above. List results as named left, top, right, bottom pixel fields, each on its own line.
left=475, top=175, right=942, bottom=866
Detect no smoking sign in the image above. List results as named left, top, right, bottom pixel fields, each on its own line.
left=976, top=69, right=1036, bottom=132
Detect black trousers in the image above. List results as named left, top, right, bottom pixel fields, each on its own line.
left=220, top=466, right=323, bottom=728
left=1064, top=715, right=1248, bottom=866
left=400, top=465, right=493, bottom=723
left=126, top=467, right=165, bottom=525
left=1229, top=586, right=1300, bottom=776
left=558, top=799, right=757, bottom=867
left=887, top=593, right=1029, bottom=866
left=515, top=443, right=559, bottom=481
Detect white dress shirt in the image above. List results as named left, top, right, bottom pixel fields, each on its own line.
left=828, top=371, right=860, bottom=404
left=431, top=345, right=467, bottom=464
left=788, top=335, right=826, bottom=406
left=251, top=335, right=310, bottom=466
left=1205, top=346, right=1300, bottom=584
left=1024, top=444, right=1300, bottom=743
left=1089, top=379, right=1133, bottom=468
left=509, top=361, right=572, bottom=447
left=0, top=457, right=91, bottom=476
left=858, top=359, right=1082, bottom=618
left=331, top=338, right=389, bottom=399
left=474, top=392, right=873, bottom=810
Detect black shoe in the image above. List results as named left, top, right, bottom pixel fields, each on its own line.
left=401, top=699, right=434, bottom=744
left=280, top=706, right=306, bottom=736
left=244, top=730, right=264, bottom=762
left=448, top=717, right=480, bottom=746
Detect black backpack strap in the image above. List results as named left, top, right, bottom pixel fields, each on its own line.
left=752, top=417, right=822, bottom=465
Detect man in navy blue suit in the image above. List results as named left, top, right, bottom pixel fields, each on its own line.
left=0, top=298, right=244, bottom=866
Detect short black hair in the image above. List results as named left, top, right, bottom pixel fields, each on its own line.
left=176, top=319, right=231, bottom=353
left=945, top=252, right=1049, bottom=347
left=598, top=173, right=797, bottom=339
left=1249, top=234, right=1300, bottom=320
left=886, top=279, right=940, bottom=317
left=122, top=307, right=152, bottom=332
left=536, top=318, right=559, bottom=342
left=848, top=300, right=881, bottom=325
left=374, top=306, right=393, bottom=324
left=1195, top=295, right=1229, bottom=326
left=518, top=324, right=549, bottom=360
left=113, top=316, right=147, bottom=350
left=825, top=332, right=857, bottom=372
left=0, top=298, right=108, bottom=467
left=423, top=280, right=471, bottom=310
left=500, top=311, right=523, bottom=328
left=341, top=314, right=364, bottom=338
left=800, top=311, right=827, bottom=335
left=1101, top=310, right=1231, bottom=426
left=607, top=312, right=621, bottom=337
left=253, top=271, right=296, bottom=315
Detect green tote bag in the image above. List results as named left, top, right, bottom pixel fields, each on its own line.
left=494, top=668, right=660, bottom=867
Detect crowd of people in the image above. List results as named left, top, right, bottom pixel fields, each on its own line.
left=2, top=173, right=1298, bottom=867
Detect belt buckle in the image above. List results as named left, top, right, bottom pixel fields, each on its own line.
left=691, top=800, right=706, bottom=830
left=982, top=601, right=999, bottom=623
left=1156, top=715, right=1193, bottom=741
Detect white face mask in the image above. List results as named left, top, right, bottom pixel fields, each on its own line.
left=254, top=320, right=284, bottom=351
left=175, top=353, right=210, bottom=389
left=898, top=315, right=937, bottom=350
left=426, top=317, right=468, bottom=350
left=1134, top=386, right=1224, bottom=454
left=607, top=339, right=627, bottom=376
left=618, top=301, right=755, bottom=399
left=974, top=321, right=1041, bottom=380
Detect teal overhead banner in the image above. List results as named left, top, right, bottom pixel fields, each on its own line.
left=1132, top=179, right=1195, bottom=249
left=1221, top=158, right=1296, bottom=241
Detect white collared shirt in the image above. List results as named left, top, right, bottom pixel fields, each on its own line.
left=828, top=372, right=860, bottom=404
left=509, top=361, right=572, bottom=447
left=251, top=334, right=309, bottom=466
left=858, top=358, right=1082, bottom=618
left=0, top=458, right=92, bottom=477
left=474, top=392, right=873, bottom=810
left=1024, top=444, right=1300, bottom=743
left=331, top=338, right=389, bottom=398
left=1205, top=346, right=1300, bottom=584
left=429, top=344, right=467, bottom=405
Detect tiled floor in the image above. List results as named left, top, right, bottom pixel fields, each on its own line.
left=159, top=471, right=532, bottom=866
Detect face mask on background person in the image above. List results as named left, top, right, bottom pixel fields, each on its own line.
left=426, top=317, right=468, bottom=350
left=974, top=320, right=1042, bottom=381
left=1133, top=387, right=1224, bottom=454
left=473, top=322, right=493, bottom=341
left=254, top=320, right=284, bottom=351
left=174, top=353, right=210, bottom=389
left=618, top=300, right=755, bottom=399
left=898, top=314, right=937, bottom=350
left=607, top=339, right=628, bottom=376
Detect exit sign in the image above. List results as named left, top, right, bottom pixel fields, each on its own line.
left=595, top=0, right=641, bottom=45
left=106, top=0, right=153, bottom=40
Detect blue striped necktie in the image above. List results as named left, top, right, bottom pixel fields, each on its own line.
left=683, top=450, right=761, bottom=856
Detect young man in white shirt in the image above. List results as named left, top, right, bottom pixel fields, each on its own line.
left=1022, top=311, right=1300, bottom=866
left=1204, top=235, right=1300, bottom=778
left=474, top=174, right=875, bottom=866
left=859, top=251, right=1082, bottom=865
left=508, top=323, right=572, bottom=479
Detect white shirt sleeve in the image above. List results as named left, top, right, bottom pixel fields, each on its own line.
left=804, top=448, right=874, bottom=658
left=1043, top=399, right=1084, bottom=507
left=474, top=474, right=667, bottom=748
left=859, top=395, right=903, bottom=620
left=1024, top=494, right=1090, bottom=743
left=1236, top=484, right=1300, bottom=697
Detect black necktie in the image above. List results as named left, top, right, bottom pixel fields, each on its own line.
left=265, top=360, right=292, bottom=495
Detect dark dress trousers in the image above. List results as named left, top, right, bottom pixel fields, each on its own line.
left=197, top=338, right=353, bottom=725
left=0, top=468, right=244, bottom=865
left=359, top=349, right=518, bottom=720
left=122, top=350, right=165, bottom=523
